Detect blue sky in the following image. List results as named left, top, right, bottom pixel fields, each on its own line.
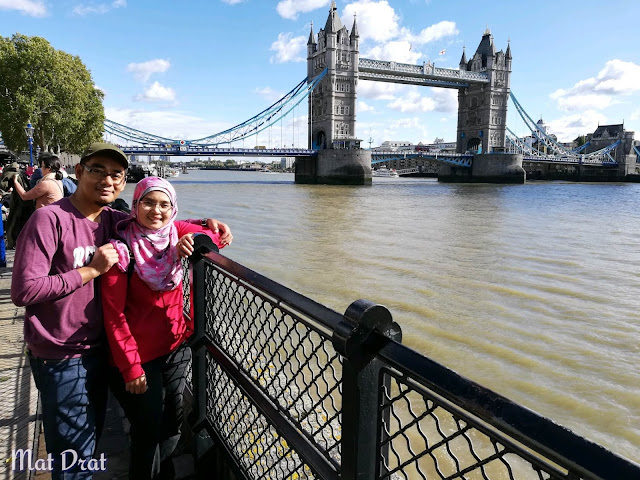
left=2, top=0, right=640, bottom=148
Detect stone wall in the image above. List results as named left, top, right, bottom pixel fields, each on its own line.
left=295, top=150, right=372, bottom=185
left=440, top=153, right=524, bottom=183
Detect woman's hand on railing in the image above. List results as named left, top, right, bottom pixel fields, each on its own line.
left=125, top=374, right=148, bottom=394
left=177, top=233, right=195, bottom=258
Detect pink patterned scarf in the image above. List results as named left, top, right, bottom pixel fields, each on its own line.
left=111, top=176, right=182, bottom=291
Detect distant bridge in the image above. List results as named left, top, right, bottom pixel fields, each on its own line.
left=372, top=151, right=473, bottom=167
left=121, top=145, right=317, bottom=158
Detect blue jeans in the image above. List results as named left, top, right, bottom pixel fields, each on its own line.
left=29, top=351, right=108, bottom=480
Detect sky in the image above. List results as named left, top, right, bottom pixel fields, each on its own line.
left=2, top=0, right=640, bottom=150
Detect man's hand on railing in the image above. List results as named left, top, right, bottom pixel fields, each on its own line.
left=204, top=218, right=233, bottom=246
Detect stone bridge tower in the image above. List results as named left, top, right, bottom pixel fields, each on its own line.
left=307, top=1, right=359, bottom=150
left=456, top=29, right=512, bottom=154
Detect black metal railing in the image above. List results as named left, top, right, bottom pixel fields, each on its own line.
left=184, top=239, right=640, bottom=480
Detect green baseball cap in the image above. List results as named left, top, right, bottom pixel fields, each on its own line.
left=80, top=142, right=128, bottom=168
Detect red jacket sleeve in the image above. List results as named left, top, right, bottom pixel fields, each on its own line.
left=175, top=220, right=225, bottom=249
left=101, top=266, right=145, bottom=383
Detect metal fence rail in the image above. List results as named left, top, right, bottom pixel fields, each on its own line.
left=185, top=240, right=640, bottom=480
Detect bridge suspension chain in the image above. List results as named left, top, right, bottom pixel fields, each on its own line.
left=104, top=68, right=327, bottom=148
left=508, top=92, right=621, bottom=164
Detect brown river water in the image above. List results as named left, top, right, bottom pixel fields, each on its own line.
left=122, top=169, right=640, bottom=463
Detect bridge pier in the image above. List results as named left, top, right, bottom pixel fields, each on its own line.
left=439, top=153, right=525, bottom=184
left=295, top=150, right=372, bottom=185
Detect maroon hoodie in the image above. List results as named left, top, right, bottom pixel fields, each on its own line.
left=11, top=198, right=127, bottom=359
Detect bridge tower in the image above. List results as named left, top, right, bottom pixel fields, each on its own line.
left=456, top=30, right=512, bottom=154
left=297, top=1, right=371, bottom=185
left=306, top=1, right=359, bottom=150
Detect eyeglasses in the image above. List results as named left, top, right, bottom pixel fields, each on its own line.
left=81, top=163, right=126, bottom=184
left=139, top=199, right=173, bottom=213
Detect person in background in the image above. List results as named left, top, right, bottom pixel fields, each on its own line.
left=60, top=168, right=78, bottom=196
left=29, top=154, right=44, bottom=188
left=13, top=153, right=64, bottom=209
left=2, top=162, right=34, bottom=248
left=102, top=177, right=227, bottom=479
left=11, top=142, right=233, bottom=480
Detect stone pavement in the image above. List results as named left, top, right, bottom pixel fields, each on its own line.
left=0, top=251, right=41, bottom=480
left=0, top=251, right=196, bottom=480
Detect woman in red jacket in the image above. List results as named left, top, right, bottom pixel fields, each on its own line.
left=102, top=176, right=227, bottom=479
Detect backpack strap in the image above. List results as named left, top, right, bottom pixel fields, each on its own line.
left=127, top=254, right=135, bottom=280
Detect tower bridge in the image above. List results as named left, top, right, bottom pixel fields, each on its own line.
left=103, top=1, right=636, bottom=184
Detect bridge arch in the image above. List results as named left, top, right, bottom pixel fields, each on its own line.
left=314, top=130, right=327, bottom=149
left=467, top=138, right=481, bottom=153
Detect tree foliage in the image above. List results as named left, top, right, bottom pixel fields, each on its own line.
left=573, top=135, right=587, bottom=147
left=0, top=34, right=105, bottom=154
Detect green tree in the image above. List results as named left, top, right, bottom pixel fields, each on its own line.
left=0, top=34, right=104, bottom=154
left=573, top=135, right=587, bottom=147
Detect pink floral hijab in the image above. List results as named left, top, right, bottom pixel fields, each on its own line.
left=111, top=176, right=182, bottom=291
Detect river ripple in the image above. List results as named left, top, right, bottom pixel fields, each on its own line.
left=123, top=170, right=640, bottom=462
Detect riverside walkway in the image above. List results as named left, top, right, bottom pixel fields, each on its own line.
left=0, top=252, right=128, bottom=480
left=0, top=250, right=42, bottom=480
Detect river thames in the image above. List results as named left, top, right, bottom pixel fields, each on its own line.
left=123, top=169, right=640, bottom=463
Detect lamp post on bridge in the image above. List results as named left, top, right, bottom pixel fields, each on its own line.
left=25, top=122, right=34, bottom=167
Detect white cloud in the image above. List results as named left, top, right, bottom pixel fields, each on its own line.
left=382, top=117, right=430, bottom=143
left=546, top=110, right=608, bottom=143
left=358, top=101, right=375, bottom=113
left=431, top=88, right=458, bottom=112
left=0, top=0, right=47, bottom=16
left=73, top=0, right=126, bottom=15
left=255, top=86, right=284, bottom=103
left=105, top=108, right=230, bottom=141
left=277, top=0, right=329, bottom=20
left=222, top=0, right=245, bottom=4
left=388, top=91, right=436, bottom=113
left=342, top=2, right=457, bottom=68
left=386, top=87, right=457, bottom=114
left=270, top=33, right=306, bottom=63
left=407, top=21, right=458, bottom=45
left=550, top=93, right=612, bottom=112
left=550, top=60, right=640, bottom=112
left=364, top=40, right=421, bottom=64
left=135, top=82, right=176, bottom=103
left=358, top=80, right=404, bottom=100
left=343, top=1, right=399, bottom=43
left=127, top=59, right=171, bottom=83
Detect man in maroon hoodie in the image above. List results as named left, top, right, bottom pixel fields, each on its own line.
left=11, top=143, right=230, bottom=479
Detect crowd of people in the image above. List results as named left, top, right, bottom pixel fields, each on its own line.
left=10, top=142, right=233, bottom=480
left=0, top=153, right=79, bottom=249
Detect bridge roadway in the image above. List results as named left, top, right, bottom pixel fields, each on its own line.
left=372, top=150, right=619, bottom=167
left=121, top=145, right=317, bottom=157
left=121, top=145, right=619, bottom=168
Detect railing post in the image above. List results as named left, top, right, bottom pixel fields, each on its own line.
left=332, top=299, right=402, bottom=480
left=187, top=235, right=218, bottom=463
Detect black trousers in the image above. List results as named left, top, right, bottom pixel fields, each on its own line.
left=110, top=343, right=191, bottom=480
